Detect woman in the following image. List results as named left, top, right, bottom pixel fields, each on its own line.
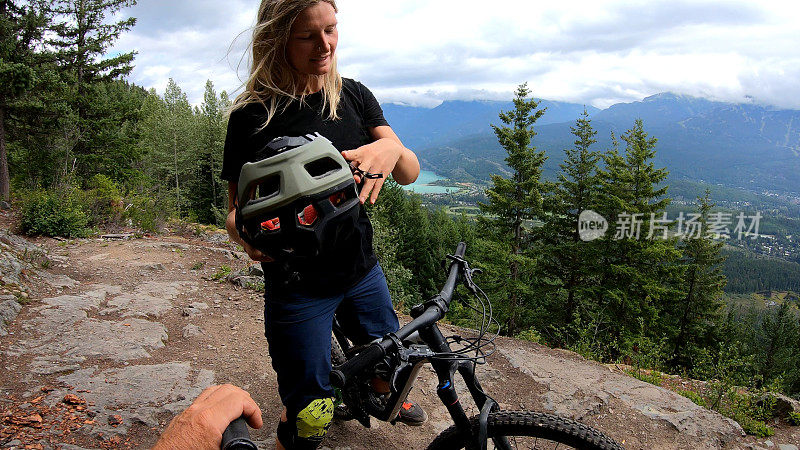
left=221, top=1, right=421, bottom=449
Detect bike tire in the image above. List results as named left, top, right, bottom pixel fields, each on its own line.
left=331, top=333, right=347, bottom=366
left=331, top=333, right=353, bottom=420
left=426, top=410, right=624, bottom=450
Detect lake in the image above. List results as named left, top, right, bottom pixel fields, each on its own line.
left=402, top=170, right=459, bottom=194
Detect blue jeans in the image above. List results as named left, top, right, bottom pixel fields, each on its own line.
left=264, top=263, right=399, bottom=419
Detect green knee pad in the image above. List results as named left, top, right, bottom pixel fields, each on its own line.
left=296, top=397, right=334, bottom=440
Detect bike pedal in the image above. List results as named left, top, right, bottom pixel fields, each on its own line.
left=333, top=404, right=354, bottom=421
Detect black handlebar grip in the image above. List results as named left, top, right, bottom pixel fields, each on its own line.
left=329, top=342, right=386, bottom=388
left=221, top=416, right=257, bottom=450
left=329, top=368, right=346, bottom=388
left=455, top=241, right=466, bottom=258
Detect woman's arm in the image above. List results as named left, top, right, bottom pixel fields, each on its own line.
left=340, top=126, right=420, bottom=204
left=371, top=125, right=420, bottom=185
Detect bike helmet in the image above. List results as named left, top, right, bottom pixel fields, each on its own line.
left=235, top=133, right=360, bottom=261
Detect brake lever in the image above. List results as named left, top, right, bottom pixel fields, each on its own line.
left=446, top=253, right=481, bottom=294
left=462, top=261, right=482, bottom=294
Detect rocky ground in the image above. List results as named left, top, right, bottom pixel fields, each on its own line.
left=1, top=210, right=799, bottom=449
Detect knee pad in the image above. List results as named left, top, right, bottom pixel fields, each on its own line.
left=277, top=398, right=334, bottom=450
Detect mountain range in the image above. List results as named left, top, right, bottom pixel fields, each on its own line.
left=382, top=93, right=800, bottom=195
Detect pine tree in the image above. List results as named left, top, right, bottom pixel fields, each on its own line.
left=478, top=83, right=547, bottom=335
left=538, top=109, right=601, bottom=335
left=0, top=0, right=50, bottom=200
left=137, top=79, right=195, bottom=218
left=49, top=0, right=137, bottom=179
left=188, top=80, right=229, bottom=224
left=668, top=190, right=726, bottom=369
left=595, top=120, right=679, bottom=355
left=162, top=79, right=194, bottom=217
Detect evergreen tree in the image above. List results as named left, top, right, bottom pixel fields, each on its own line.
left=49, top=0, right=137, bottom=179
left=537, top=109, right=601, bottom=336
left=5, top=62, right=72, bottom=191
left=751, top=302, right=799, bottom=387
left=80, top=80, right=145, bottom=182
left=594, top=120, right=679, bottom=355
left=188, top=80, right=228, bottom=224
left=161, top=79, right=194, bottom=217
left=478, top=83, right=547, bottom=335
left=137, top=80, right=195, bottom=218
left=0, top=0, right=50, bottom=200
left=668, top=190, right=726, bottom=369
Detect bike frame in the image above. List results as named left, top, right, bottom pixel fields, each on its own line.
left=331, top=243, right=510, bottom=450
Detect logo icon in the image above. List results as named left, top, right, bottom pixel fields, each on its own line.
left=578, top=210, right=608, bottom=242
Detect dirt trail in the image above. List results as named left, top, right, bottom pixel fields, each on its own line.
left=1, top=228, right=798, bottom=449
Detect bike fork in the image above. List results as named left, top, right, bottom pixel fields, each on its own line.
left=421, top=325, right=509, bottom=450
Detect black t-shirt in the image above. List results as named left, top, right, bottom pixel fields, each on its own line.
left=221, top=78, right=388, bottom=295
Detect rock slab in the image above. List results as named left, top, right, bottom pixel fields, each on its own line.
left=499, top=344, right=745, bottom=449
left=0, top=298, right=21, bottom=336
left=55, top=362, right=214, bottom=435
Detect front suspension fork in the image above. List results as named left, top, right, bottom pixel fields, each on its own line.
left=421, top=325, right=504, bottom=450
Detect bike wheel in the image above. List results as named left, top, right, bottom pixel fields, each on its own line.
left=331, top=333, right=352, bottom=420
left=331, top=333, right=347, bottom=366
left=427, top=410, right=623, bottom=450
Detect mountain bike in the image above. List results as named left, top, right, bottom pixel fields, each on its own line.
left=222, top=242, right=624, bottom=449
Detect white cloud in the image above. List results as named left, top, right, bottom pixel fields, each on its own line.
left=111, top=0, right=800, bottom=109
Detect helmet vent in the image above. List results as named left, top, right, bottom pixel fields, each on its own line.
left=297, top=203, right=318, bottom=226
left=254, top=176, right=281, bottom=200
left=304, top=157, right=341, bottom=179
left=261, top=217, right=280, bottom=231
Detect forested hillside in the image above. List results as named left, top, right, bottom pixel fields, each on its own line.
left=401, top=93, right=800, bottom=195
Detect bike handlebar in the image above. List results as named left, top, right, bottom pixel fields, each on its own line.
left=330, top=242, right=467, bottom=388
left=221, top=417, right=257, bottom=450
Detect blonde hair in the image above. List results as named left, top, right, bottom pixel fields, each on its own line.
left=231, top=0, right=342, bottom=127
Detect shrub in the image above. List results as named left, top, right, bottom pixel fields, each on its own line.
left=211, top=265, right=232, bottom=281
left=20, top=189, right=90, bottom=238
left=516, top=327, right=543, bottom=344
left=626, top=368, right=665, bottom=387
left=83, top=174, right=124, bottom=226
left=719, top=388, right=775, bottom=437
left=788, top=411, right=800, bottom=426
left=125, top=194, right=173, bottom=233
left=677, top=389, right=707, bottom=407
left=735, top=415, right=774, bottom=438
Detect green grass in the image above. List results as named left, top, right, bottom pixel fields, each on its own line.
left=211, top=265, right=232, bottom=281
left=677, top=389, right=707, bottom=407
left=626, top=368, right=665, bottom=386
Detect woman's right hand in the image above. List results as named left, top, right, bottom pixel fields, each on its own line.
left=226, top=209, right=274, bottom=263
left=242, top=240, right=274, bottom=263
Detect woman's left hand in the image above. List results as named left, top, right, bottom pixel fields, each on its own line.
left=341, top=138, right=402, bottom=204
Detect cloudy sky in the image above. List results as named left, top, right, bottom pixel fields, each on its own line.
left=112, top=0, right=800, bottom=109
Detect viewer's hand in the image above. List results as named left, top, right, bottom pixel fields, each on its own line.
left=226, top=209, right=274, bottom=262
left=152, top=384, right=263, bottom=450
left=342, top=139, right=402, bottom=204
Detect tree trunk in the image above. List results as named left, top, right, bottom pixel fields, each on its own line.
left=508, top=257, right=519, bottom=335
left=173, top=131, right=180, bottom=217
left=565, top=276, right=576, bottom=319
left=210, top=153, right=217, bottom=210
left=673, top=267, right=696, bottom=365
left=507, top=218, right=522, bottom=335
left=0, top=105, right=9, bottom=201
